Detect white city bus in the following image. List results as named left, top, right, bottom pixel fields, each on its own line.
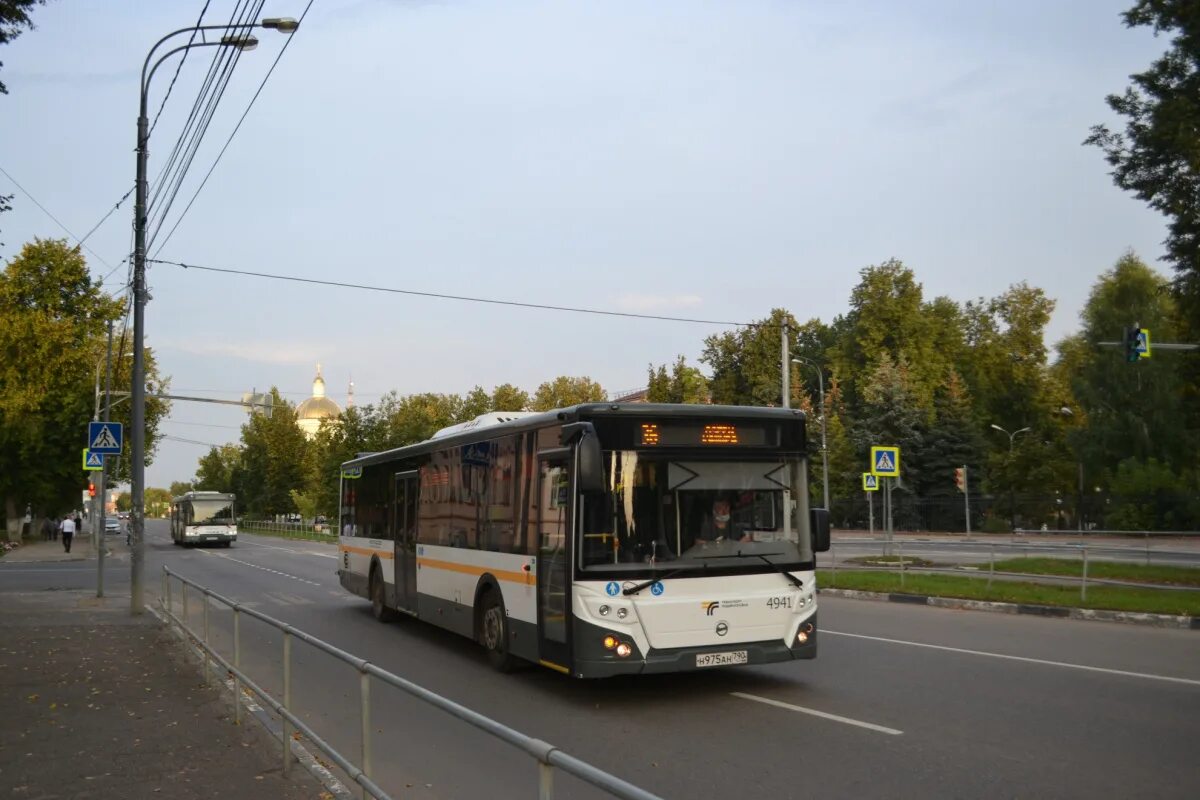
left=337, top=404, right=830, bottom=678
left=170, top=491, right=238, bottom=547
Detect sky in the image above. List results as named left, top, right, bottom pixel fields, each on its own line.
left=0, top=0, right=1170, bottom=487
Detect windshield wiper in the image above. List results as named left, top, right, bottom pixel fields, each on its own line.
left=755, top=553, right=804, bottom=588
left=623, top=568, right=690, bottom=596
left=694, top=551, right=804, bottom=589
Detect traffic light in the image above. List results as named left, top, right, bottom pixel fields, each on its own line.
left=954, top=467, right=966, bottom=493
left=88, top=483, right=96, bottom=498
left=1125, top=325, right=1142, bottom=363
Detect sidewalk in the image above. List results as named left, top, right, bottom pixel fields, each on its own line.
left=2, top=534, right=103, bottom=563
left=0, top=590, right=326, bottom=799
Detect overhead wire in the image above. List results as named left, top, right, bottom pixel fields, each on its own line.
left=147, top=0, right=214, bottom=138
left=148, top=0, right=264, bottom=248
left=150, top=257, right=760, bottom=328
left=147, top=0, right=254, bottom=205
left=153, top=0, right=316, bottom=257
left=0, top=163, right=118, bottom=272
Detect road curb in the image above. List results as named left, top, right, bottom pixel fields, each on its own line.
left=147, top=604, right=355, bottom=799
left=818, top=587, right=1200, bottom=630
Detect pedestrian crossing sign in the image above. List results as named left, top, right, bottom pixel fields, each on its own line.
left=82, top=449, right=103, bottom=471
left=88, top=421, right=123, bottom=454
left=871, top=445, right=900, bottom=477
left=862, top=473, right=879, bottom=492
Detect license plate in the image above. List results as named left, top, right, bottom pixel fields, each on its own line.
left=696, top=650, right=748, bottom=668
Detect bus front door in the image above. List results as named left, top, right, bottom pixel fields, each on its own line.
left=392, top=471, right=418, bottom=612
left=535, top=456, right=571, bottom=671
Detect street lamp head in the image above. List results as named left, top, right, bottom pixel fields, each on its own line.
left=990, top=423, right=1004, bottom=432
left=221, top=34, right=259, bottom=50
left=262, top=17, right=300, bottom=32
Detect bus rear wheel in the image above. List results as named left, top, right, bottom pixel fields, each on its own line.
left=370, top=567, right=396, bottom=622
left=479, top=590, right=515, bottom=672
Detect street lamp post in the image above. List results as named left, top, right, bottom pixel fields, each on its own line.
left=990, top=423, right=1031, bottom=532
left=129, top=18, right=297, bottom=614
left=792, top=358, right=829, bottom=512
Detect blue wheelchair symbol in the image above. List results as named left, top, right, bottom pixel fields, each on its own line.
left=605, top=581, right=620, bottom=597
left=650, top=582, right=664, bottom=596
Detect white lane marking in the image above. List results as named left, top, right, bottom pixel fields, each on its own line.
left=199, top=549, right=323, bottom=587
left=731, top=692, right=903, bottom=735
left=824, top=630, right=1200, bottom=687
left=236, top=538, right=338, bottom=559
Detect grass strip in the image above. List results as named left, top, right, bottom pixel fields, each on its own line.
left=239, top=523, right=336, bottom=544
left=988, top=557, right=1200, bottom=587
left=818, top=570, right=1200, bottom=617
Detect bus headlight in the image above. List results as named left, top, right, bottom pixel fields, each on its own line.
left=615, top=642, right=633, bottom=658
left=616, top=607, right=628, bottom=619
left=599, top=604, right=611, bottom=616
left=797, top=631, right=809, bottom=644
left=603, top=635, right=618, bottom=650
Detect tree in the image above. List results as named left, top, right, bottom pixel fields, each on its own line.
left=1063, top=252, right=1195, bottom=480
left=194, top=444, right=241, bottom=493
left=702, top=309, right=798, bottom=406
left=0, top=239, right=122, bottom=539
left=115, top=492, right=131, bottom=512
left=852, top=353, right=926, bottom=529
left=530, top=376, right=606, bottom=411
left=646, top=356, right=709, bottom=403
left=144, top=487, right=171, bottom=519
left=236, top=391, right=310, bottom=516
left=168, top=480, right=193, bottom=497
left=491, top=383, right=530, bottom=411
left=1086, top=1, right=1200, bottom=330
left=913, top=371, right=986, bottom=531
left=0, top=1, right=43, bottom=94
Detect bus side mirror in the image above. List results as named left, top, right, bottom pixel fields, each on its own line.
left=810, top=507, right=830, bottom=552
left=562, top=422, right=605, bottom=494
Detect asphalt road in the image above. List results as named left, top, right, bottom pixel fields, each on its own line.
left=3, top=521, right=1199, bottom=799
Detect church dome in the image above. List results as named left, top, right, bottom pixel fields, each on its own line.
left=296, top=364, right=341, bottom=437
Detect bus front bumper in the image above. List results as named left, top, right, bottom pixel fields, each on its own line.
left=571, top=613, right=817, bottom=678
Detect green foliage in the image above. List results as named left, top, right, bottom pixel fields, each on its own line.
left=1086, top=1, right=1200, bottom=330
left=0, top=240, right=121, bottom=537
left=144, top=487, right=171, bottom=518
left=0, top=1, right=45, bottom=95
left=646, top=355, right=709, bottom=404
left=1106, top=458, right=1199, bottom=530
left=168, top=480, right=193, bottom=497
left=115, top=492, right=131, bottom=512
left=195, top=444, right=241, bottom=493
left=530, top=376, right=606, bottom=411
left=702, top=308, right=797, bottom=406
left=491, top=383, right=530, bottom=411
left=289, top=488, right=318, bottom=521
left=235, top=390, right=311, bottom=517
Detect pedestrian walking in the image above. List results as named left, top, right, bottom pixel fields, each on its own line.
left=61, top=514, right=76, bottom=553
left=41, top=515, right=53, bottom=541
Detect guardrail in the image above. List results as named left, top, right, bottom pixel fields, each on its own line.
left=821, top=537, right=1200, bottom=599
left=158, top=566, right=662, bottom=800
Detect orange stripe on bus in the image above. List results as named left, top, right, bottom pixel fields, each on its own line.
left=416, top=557, right=533, bottom=585
left=340, top=544, right=394, bottom=559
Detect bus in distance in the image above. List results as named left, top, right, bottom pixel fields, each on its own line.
left=337, top=403, right=830, bottom=678
left=170, top=491, right=238, bottom=547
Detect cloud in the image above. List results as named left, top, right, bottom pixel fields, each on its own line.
left=615, top=293, right=704, bottom=312
left=159, top=339, right=334, bottom=366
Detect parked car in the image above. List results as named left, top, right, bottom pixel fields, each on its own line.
left=104, top=517, right=121, bottom=536
left=117, top=512, right=129, bottom=520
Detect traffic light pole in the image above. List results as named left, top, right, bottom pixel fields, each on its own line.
left=96, top=321, right=114, bottom=598
left=962, top=465, right=971, bottom=536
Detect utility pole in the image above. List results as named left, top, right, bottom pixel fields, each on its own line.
left=780, top=322, right=790, bottom=409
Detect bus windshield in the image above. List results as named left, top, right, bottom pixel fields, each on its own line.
left=191, top=499, right=235, bottom=526
left=578, top=454, right=812, bottom=573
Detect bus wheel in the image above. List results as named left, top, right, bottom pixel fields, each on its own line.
left=370, top=567, right=396, bottom=622
left=480, top=590, right=515, bottom=672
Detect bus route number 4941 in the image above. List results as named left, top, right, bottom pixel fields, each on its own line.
left=766, top=596, right=795, bottom=609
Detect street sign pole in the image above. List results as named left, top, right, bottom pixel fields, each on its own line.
left=868, top=490, right=874, bottom=537
left=96, top=321, right=114, bottom=598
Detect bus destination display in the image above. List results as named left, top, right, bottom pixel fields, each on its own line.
left=639, top=422, right=771, bottom=447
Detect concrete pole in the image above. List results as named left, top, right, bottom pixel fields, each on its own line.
left=780, top=322, right=790, bottom=409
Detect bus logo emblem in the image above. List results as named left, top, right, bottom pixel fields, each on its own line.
left=703, top=601, right=720, bottom=616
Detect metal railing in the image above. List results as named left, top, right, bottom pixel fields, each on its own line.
left=238, top=519, right=337, bottom=541
left=821, top=537, right=1200, bottom=600
left=159, top=566, right=662, bottom=800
